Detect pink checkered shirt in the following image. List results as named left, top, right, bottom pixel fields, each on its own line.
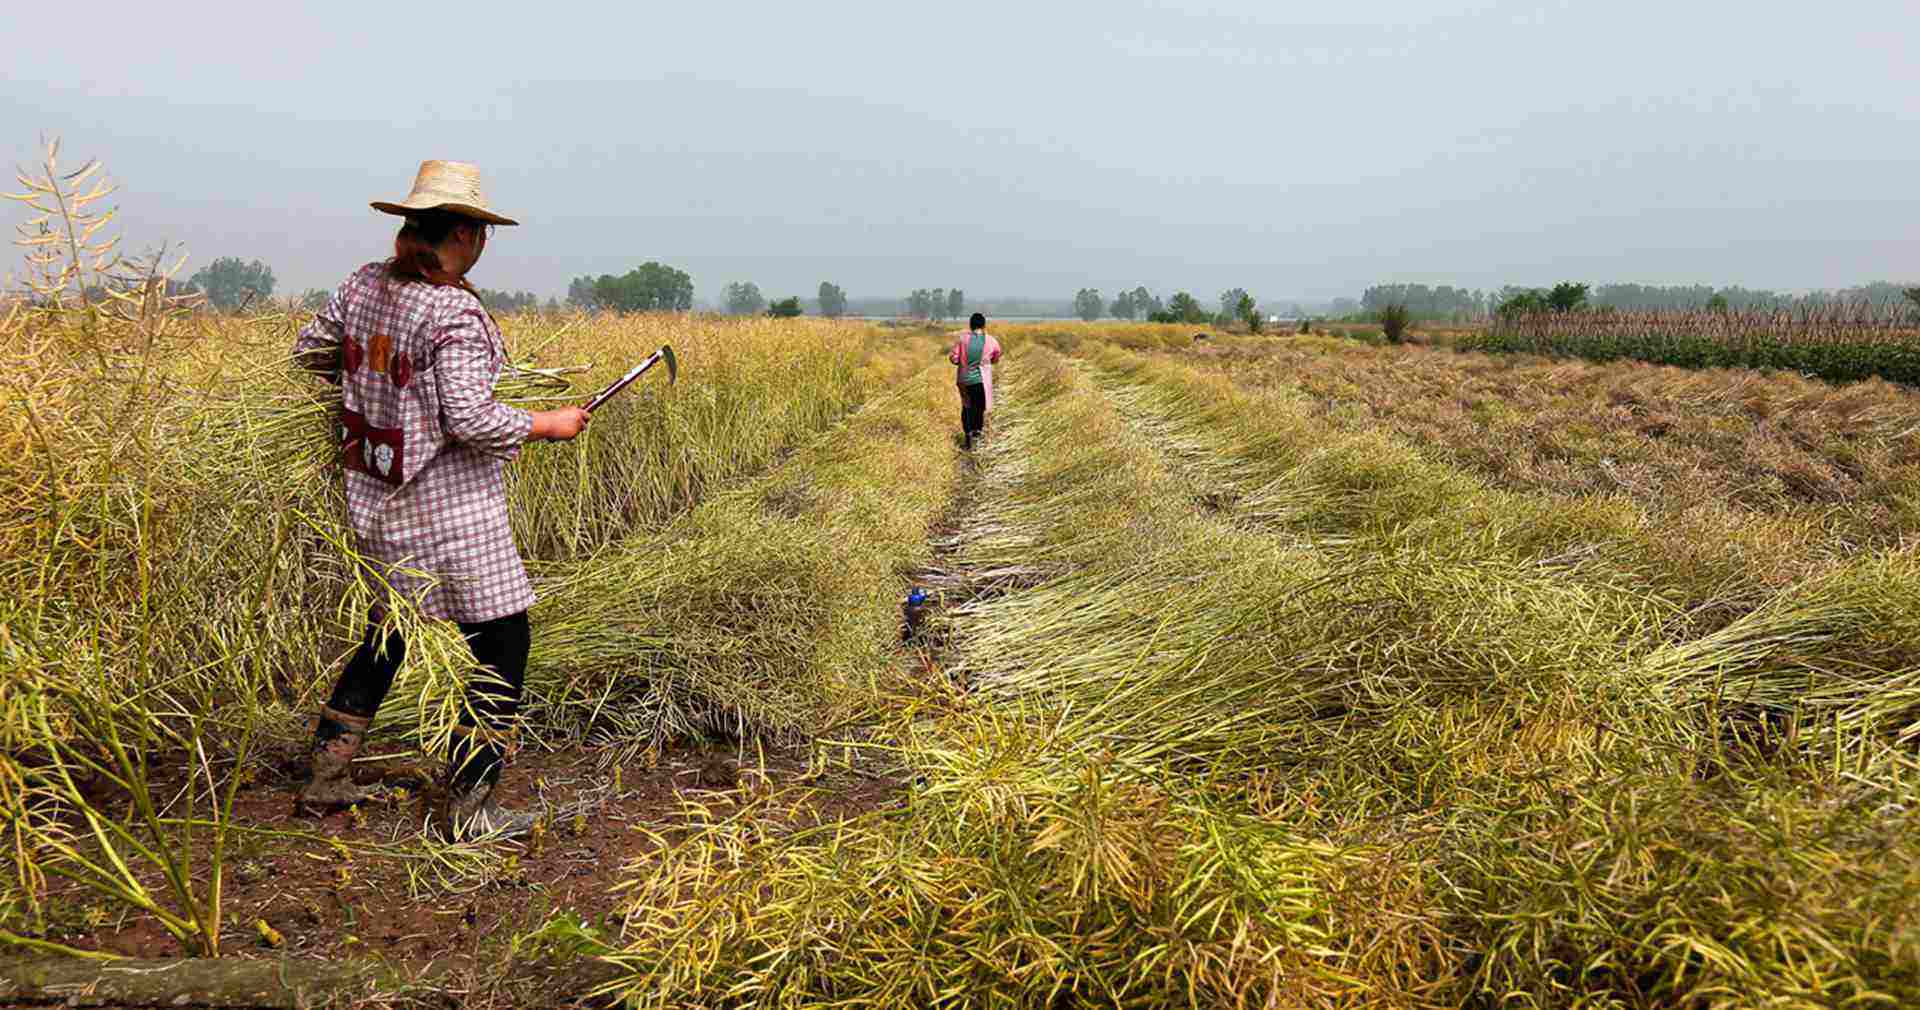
left=294, top=261, right=536, bottom=622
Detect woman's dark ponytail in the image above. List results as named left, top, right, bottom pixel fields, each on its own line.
left=389, top=209, right=478, bottom=292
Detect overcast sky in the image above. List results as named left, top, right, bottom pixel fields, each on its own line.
left=3, top=1, right=1915, bottom=304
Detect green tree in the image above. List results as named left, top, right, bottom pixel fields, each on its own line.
left=567, top=276, right=599, bottom=309
left=767, top=296, right=803, bottom=318
left=1705, top=292, right=1730, bottom=313
left=723, top=281, right=766, bottom=315
left=1236, top=291, right=1260, bottom=333
left=1218, top=288, right=1251, bottom=321
left=1131, top=286, right=1162, bottom=320
left=638, top=263, right=696, bottom=311
left=1546, top=282, right=1590, bottom=313
left=188, top=256, right=275, bottom=311
left=1110, top=290, right=1137, bottom=320
left=591, top=276, right=624, bottom=310
left=947, top=289, right=964, bottom=321
left=1361, top=283, right=1487, bottom=321
left=906, top=289, right=932, bottom=319
left=818, top=281, right=848, bottom=318
left=574, top=263, right=694, bottom=312
left=1496, top=290, right=1545, bottom=317
left=1152, top=292, right=1207, bottom=324
left=1073, top=288, right=1104, bottom=321
left=1380, top=303, right=1411, bottom=344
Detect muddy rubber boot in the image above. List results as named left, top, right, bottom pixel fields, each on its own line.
left=438, top=778, right=538, bottom=842
left=435, top=724, right=536, bottom=842
left=294, top=706, right=384, bottom=814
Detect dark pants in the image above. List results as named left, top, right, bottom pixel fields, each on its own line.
left=321, top=610, right=530, bottom=790
left=960, top=383, right=987, bottom=442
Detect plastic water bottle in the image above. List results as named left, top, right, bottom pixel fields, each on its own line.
left=903, top=587, right=930, bottom=642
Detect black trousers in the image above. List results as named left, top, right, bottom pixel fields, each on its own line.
left=960, top=382, right=987, bottom=440
left=321, top=610, right=530, bottom=789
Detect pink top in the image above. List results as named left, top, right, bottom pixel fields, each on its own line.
left=948, top=331, right=1003, bottom=411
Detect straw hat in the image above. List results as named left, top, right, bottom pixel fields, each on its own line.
left=370, top=160, right=518, bottom=226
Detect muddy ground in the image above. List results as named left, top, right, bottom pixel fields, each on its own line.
left=17, top=729, right=907, bottom=1003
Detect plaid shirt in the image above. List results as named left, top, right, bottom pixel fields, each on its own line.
left=294, top=261, right=535, bottom=622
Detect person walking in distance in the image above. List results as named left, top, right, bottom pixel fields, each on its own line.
left=290, top=160, right=592, bottom=840
left=949, top=312, right=1002, bottom=450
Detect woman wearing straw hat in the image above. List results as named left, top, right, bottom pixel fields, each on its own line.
left=290, top=160, right=590, bottom=841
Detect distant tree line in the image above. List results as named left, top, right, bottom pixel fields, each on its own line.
left=38, top=276, right=200, bottom=310
left=477, top=288, right=544, bottom=312
left=1155, top=293, right=1209, bottom=324
left=1063, top=285, right=1266, bottom=330
left=567, top=263, right=694, bottom=312
left=1494, top=283, right=1593, bottom=317
left=967, top=296, right=1077, bottom=319
left=271, top=263, right=1918, bottom=326
left=296, top=285, right=555, bottom=314
left=1109, top=287, right=1161, bottom=320
left=1361, top=284, right=1487, bottom=322
left=1346, top=280, right=1920, bottom=324
left=722, top=281, right=767, bottom=315
left=716, top=282, right=815, bottom=317
left=818, top=282, right=848, bottom=318
left=189, top=257, right=275, bottom=312
left=904, top=288, right=965, bottom=322
left=819, top=295, right=1091, bottom=319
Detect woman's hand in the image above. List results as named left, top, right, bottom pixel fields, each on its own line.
left=530, top=407, right=592, bottom=441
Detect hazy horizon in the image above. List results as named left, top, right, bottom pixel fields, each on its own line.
left=4, top=1, right=1915, bottom=305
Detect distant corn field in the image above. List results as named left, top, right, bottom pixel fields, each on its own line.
left=1466, top=303, right=1920, bottom=383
